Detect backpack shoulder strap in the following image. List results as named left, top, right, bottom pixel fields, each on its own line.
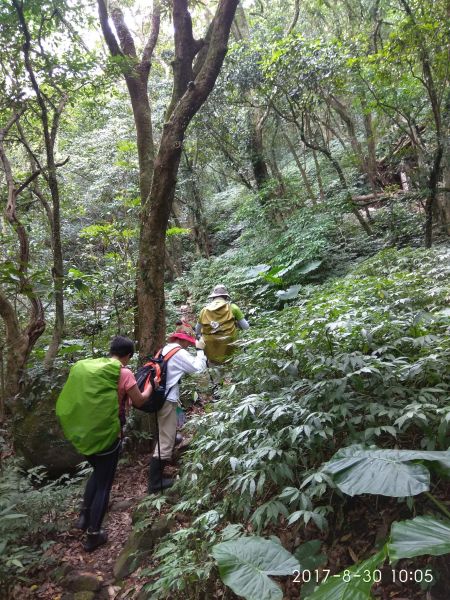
left=163, top=347, right=182, bottom=362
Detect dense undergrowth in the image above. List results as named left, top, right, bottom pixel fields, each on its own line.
left=142, top=242, right=450, bottom=599
left=0, top=454, right=86, bottom=596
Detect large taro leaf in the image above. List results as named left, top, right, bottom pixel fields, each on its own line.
left=305, top=547, right=387, bottom=600
left=322, top=445, right=450, bottom=497
left=276, top=284, right=302, bottom=301
left=297, top=260, right=323, bottom=275
left=389, top=516, right=450, bottom=560
left=245, top=264, right=271, bottom=278
left=211, top=536, right=300, bottom=600
left=295, top=540, right=327, bottom=598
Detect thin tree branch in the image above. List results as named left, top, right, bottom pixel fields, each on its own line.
left=111, top=5, right=137, bottom=57
left=142, top=0, right=161, bottom=65
left=97, top=0, right=123, bottom=57
left=285, top=0, right=300, bottom=35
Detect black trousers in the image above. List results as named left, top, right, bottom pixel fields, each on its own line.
left=83, top=439, right=121, bottom=531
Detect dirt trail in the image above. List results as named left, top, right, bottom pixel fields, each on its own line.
left=12, top=450, right=152, bottom=599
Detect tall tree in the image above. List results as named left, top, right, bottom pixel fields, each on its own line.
left=0, top=111, right=45, bottom=401
left=97, top=0, right=160, bottom=209
left=99, top=0, right=240, bottom=355
left=11, top=0, right=94, bottom=366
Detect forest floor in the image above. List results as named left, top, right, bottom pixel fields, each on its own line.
left=12, top=427, right=447, bottom=600
left=10, top=395, right=206, bottom=600
left=11, top=448, right=153, bottom=599
left=8, top=336, right=449, bottom=600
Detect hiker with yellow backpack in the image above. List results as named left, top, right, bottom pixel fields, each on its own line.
left=195, top=285, right=249, bottom=365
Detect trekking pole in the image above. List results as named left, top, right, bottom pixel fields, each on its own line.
left=154, top=410, right=164, bottom=495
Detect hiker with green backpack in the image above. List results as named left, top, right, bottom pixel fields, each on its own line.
left=56, top=336, right=152, bottom=552
left=195, top=285, right=249, bottom=365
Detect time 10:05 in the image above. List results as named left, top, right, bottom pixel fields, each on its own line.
left=293, top=568, right=433, bottom=584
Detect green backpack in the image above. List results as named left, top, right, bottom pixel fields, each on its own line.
left=56, top=357, right=121, bottom=456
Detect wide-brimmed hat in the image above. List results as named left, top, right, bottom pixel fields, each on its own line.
left=208, top=284, right=230, bottom=299
left=167, top=322, right=196, bottom=346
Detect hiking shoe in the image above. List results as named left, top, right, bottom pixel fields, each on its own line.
left=148, top=478, right=174, bottom=493
left=83, top=529, right=108, bottom=552
left=148, top=458, right=174, bottom=494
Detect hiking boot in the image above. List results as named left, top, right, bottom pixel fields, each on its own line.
left=74, top=507, right=90, bottom=531
left=148, top=458, right=174, bottom=493
left=83, top=529, right=108, bottom=552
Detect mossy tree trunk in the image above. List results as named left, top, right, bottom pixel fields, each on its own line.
left=138, top=0, right=239, bottom=356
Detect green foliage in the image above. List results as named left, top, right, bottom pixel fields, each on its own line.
left=322, top=445, right=450, bottom=497
left=389, top=516, right=450, bottom=560
left=0, top=458, right=87, bottom=591
left=166, top=227, right=191, bottom=237
left=211, top=536, right=300, bottom=600
left=143, top=245, right=450, bottom=598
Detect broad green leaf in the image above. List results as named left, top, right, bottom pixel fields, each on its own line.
left=245, top=264, right=271, bottom=278
left=0, top=513, right=28, bottom=521
left=322, top=445, right=450, bottom=497
left=297, top=260, right=323, bottom=274
left=305, top=547, right=387, bottom=600
left=212, top=536, right=300, bottom=600
left=11, top=558, right=24, bottom=569
left=276, top=285, right=302, bottom=301
left=295, top=540, right=327, bottom=570
left=389, top=516, right=450, bottom=560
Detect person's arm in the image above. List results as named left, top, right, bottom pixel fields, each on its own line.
left=127, top=383, right=151, bottom=408
left=176, top=342, right=207, bottom=374
left=232, top=304, right=249, bottom=330
left=237, top=318, right=249, bottom=330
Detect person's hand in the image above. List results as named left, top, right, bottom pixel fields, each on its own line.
left=142, top=383, right=153, bottom=399
left=195, top=337, right=205, bottom=350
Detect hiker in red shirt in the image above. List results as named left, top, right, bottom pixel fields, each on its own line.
left=62, top=336, right=152, bottom=552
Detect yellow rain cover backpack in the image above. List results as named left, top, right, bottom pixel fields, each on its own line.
left=56, top=357, right=121, bottom=456
left=200, top=298, right=237, bottom=364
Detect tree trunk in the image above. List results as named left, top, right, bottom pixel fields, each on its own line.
left=137, top=0, right=239, bottom=356
left=233, top=5, right=271, bottom=192
left=282, top=130, right=315, bottom=202
left=0, top=111, right=46, bottom=401
left=137, top=125, right=183, bottom=356
left=43, top=169, right=65, bottom=367
left=183, top=150, right=210, bottom=257
left=436, top=90, right=450, bottom=236
left=268, top=143, right=286, bottom=197
left=425, top=146, right=444, bottom=247
left=312, top=149, right=325, bottom=200
left=248, top=108, right=271, bottom=191
left=126, top=74, right=155, bottom=205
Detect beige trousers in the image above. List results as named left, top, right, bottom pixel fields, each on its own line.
left=152, top=400, right=177, bottom=461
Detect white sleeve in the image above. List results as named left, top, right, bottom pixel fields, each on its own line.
left=177, top=348, right=207, bottom=374
left=237, top=318, right=250, bottom=330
